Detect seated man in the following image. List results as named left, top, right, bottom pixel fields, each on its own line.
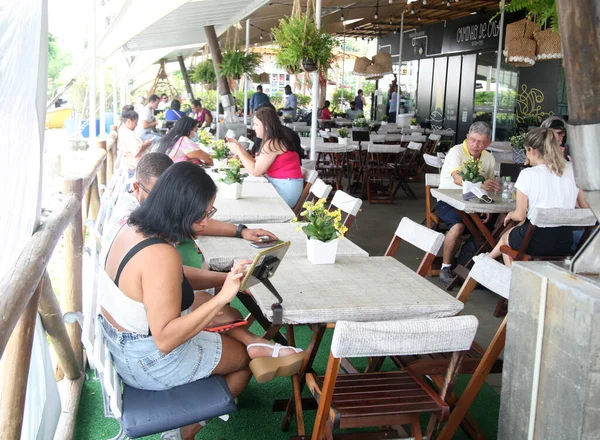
left=104, top=152, right=278, bottom=275
left=346, top=101, right=363, bottom=120
left=437, top=121, right=500, bottom=284
left=136, top=94, right=162, bottom=144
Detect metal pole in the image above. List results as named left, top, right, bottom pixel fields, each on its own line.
left=340, top=29, right=346, bottom=110
left=491, top=0, right=506, bottom=141
left=395, top=12, right=405, bottom=124
left=244, top=19, right=250, bottom=126
left=112, top=63, right=118, bottom=122
left=216, top=81, right=220, bottom=136
left=99, top=61, right=106, bottom=138
left=310, top=0, right=322, bottom=161
left=88, top=0, right=96, bottom=144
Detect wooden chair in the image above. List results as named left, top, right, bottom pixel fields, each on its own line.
left=293, top=167, right=319, bottom=215
left=394, top=255, right=511, bottom=440
left=305, top=178, right=333, bottom=205
left=500, top=207, right=597, bottom=262
left=364, top=143, right=405, bottom=204
left=307, top=316, right=479, bottom=440
left=385, top=217, right=444, bottom=277
left=424, top=172, right=447, bottom=233
left=314, top=144, right=349, bottom=191
left=328, top=190, right=362, bottom=228
left=423, top=133, right=442, bottom=155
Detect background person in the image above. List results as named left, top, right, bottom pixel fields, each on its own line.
left=118, top=109, right=152, bottom=177
left=346, top=101, right=363, bottom=120
left=191, top=99, right=213, bottom=127
left=436, top=121, right=500, bottom=284
left=157, top=93, right=169, bottom=110
left=136, top=94, right=162, bottom=143
left=488, top=128, right=589, bottom=266
left=354, top=89, right=366, bottom=111
left=320, top=100, right=332, bottom=120
left=154, top=117, right=213, bottom=165
left=249, top=85, right=270, bottom=116
left=165, top=99, right=186, bottom=121
left=389, top=85, right=398, bottom=123
left=226, top=107, right=303, bottom=207
left=279, top=85, right=297, bottom=120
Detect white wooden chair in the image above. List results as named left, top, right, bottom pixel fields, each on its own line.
left=329, top=190, right=362, bottom=228
left=293, top=167, right=320, bottom=214
left=305, top=178, right=333, bottom=204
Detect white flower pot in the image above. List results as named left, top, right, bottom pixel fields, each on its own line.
left=381, top=121, right=388, bottom=126
left=213, top=158, right=228, bottom=168
left=306, top=237, right=339, bottom=265
left=221, top=182, right=242, bottom=200
left=338, top=137, right=348, bottom=145
left=410, top=125, right=418, bottom=130
left=156, top=120, right=164, bottom=130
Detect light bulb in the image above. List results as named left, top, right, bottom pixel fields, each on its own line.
left=389, top=19, right=393, bottom=24
left=260, top=32, right=263, bottom=39
left=446, top=1, right=450, bottom=5
left=389, top=0, right=393, bottom=3
left=340, top=14, right=344, bottom=21
left=423, top=0, right=427, bottom=4
left=374, top=13, right=378, bottom=19
left=418, top=16, right=421, bottom=21
left=410, top=9, right=415, bottom=14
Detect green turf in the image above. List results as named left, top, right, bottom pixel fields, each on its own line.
left=75, top=299, right=500, bottom=439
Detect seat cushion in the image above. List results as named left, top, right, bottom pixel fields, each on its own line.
left=122, top=375, right=237, bottom=438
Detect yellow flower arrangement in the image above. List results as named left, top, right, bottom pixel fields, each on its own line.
left=197, top=129, right=213, bottom=145
left=292, top=198, right=348, bottom=242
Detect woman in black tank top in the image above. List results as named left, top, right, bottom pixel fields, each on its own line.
left=102, top=162, right=305, bottom=438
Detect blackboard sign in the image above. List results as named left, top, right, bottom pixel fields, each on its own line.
left=442, top=13, right=502, bottom=54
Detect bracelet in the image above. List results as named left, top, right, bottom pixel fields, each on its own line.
left=236, top=224, right=247, bottom=238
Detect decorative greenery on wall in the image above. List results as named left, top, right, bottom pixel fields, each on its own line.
left=498, top=0, right=559, bottom=30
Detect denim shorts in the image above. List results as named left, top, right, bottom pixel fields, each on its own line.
left=99, top=314, right=222, bottom=391
left=436, top=201, right=464, bottom=229
left=266, top=176, right=304, bottom=207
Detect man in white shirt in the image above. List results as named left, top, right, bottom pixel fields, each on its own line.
left=136, top=94, right=161, bottom=143
left=437, top=121, right=500, bottom=284
left=280, top=85, right=297, bottom=120
left=157, top=93, right=169, bottom=110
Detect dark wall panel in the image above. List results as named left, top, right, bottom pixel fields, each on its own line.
left=457, top=54, right=477, bottom=143
left=444, top=56, right=462, bottom=132
left=430, top=57, right=448, bottom=129
left=416, top=58, right=434, bottom=121
left=517, top=60, right=562, bottom=124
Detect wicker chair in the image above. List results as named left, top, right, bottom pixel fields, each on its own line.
left=307, top=316, right=479, bottom=440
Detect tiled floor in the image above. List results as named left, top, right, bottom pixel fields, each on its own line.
left=344, top=182, right=504, bottom=393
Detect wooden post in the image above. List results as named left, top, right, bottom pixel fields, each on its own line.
left=204, top=25, right=231, bottom=96
left=88, top=177, right=101, bottom=222
left=63, top=178, right=84, bottom=368
left=178, top=55, right=195, bottom=101
left=97, top=139, right=107, bottom=190
left=0, top=278, right=43, bottom=440
left=106, top=135, right=115, bottom=183
left=38, top=271, right=81, bottom=380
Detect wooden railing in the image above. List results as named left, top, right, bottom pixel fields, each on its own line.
left=0, top=126, right=119, bottom=440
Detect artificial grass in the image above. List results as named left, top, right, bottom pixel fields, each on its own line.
left=75, top=299, right=500, bottom=439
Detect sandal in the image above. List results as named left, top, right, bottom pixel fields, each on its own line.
left=246, top=342, right=303, bottom=357
left=247, top=343, right=306, bottom=384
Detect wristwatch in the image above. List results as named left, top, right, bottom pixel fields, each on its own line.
left=236, top=224, right=248, bottom=238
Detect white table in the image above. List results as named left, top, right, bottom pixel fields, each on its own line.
left=249, top=256, right=464, bottom=325
left=212, top=195, right=295, bottom=224
left=300, top=139, right=358, bottom=153
left=215, top=181, right=279, bottom=199
left=431, top=188, right=515, bottom=214
left=207, top=167, right=268, bottom=183
left=196, top=223, right=369, bottom=271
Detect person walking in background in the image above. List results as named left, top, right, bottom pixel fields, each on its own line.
left=279, top=85, right=297, bottom=120
left=354, top=89, right=366, bottom=111
left=389, top=85, right=398, bottom=123
left=249, top=85, right=270, bottom=116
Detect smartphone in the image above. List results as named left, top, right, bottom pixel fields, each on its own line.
left=204, top=319, right=248, bottom=333
left=250, top=239, right=283, bottom=249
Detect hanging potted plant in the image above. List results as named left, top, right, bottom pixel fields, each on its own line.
left=337, top=127, right=349, bottom=145
left=272, top=0, right=337, bottom=75
left=219, top=159, right=248, bottom=200
left=190, top=60, right=217, bottom=88
left=210, top=140, right=230, bottom=168
left=293, top=198, right=348, bottom=264
left=219, top=48, right=261, bottom=81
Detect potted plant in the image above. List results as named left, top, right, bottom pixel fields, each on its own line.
left=210, top=140, right=230, bottom=168
left=337, top=127, right=349, bottom=145
left=219, top=158, right=247, bottom=200
left=459, top=158, right=486, bottom=184
left=156, top=111, right=165, bottom=130
left=197, top=129, right=213, bottom=146
left=381, top=115, right=389, bottom=125
left=190, top=60, right=217, bottom=88
left=219, top=48, right=261, bottom=80
left=410, top=117, right=418, bottom=129
left=510, top=133, right=527, bottom=164
left=272, top=13, right=337, bottom=74
left=352, top=117, right=369, bottom=131
left=293, top=198, right=348, bottom=264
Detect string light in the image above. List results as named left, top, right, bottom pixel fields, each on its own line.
left=389, top=0, right=393, bottom=3
left=374, top=0, right=379, bottom=20
left=447, top=2, right=450, bottom=5
left=418, top=16, right=421, bottom=21
left=340, top=11, right=344, bottom=21
left=422, top=0, right=427, bottom=4
left=410, top=9, right=415, bottom=14
left=260, top=32, right=263, bottom=39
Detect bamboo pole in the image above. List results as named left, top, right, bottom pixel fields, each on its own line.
left=97, top=139, right=107, bottom=190
left=38, top=271, right=81, bottom=380
left=0, top=194, right=80, bottom=359
left=54, top=375, right=85, bottom=440
left=106, top=130, right=116, bottom=182
left=63, top=178, right=85, bottom=368
left=88, top=177, right=101, bottom=222
left=0, top=278, right=44, bottom=440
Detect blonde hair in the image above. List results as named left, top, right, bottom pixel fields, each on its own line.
left=524, top=127, right=565, bottom=176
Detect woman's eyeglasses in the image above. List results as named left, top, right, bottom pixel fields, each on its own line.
left=199, top=206, right=218, bottom=221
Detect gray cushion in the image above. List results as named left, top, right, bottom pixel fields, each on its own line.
left=122, top=375, right=237, bottom=438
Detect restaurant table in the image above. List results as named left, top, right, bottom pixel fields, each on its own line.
left=196, top=223, right=369, bottom=271
left=243, top=256, right=464, bottom=435
left=212, top=194, right=295, bottom=224
left=215, top=181, right=280, bottom=199
left=300, top=139, right=358, bottom=153
left=207, top=167, right=269, bottom=183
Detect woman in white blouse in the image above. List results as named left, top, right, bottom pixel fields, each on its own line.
left=489, top=127, right=589, bottom=266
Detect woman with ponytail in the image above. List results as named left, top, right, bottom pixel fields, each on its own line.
left=489, top=127, right=589, bottom=266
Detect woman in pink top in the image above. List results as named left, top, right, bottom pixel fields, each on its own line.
left=154, top=117, right=213, bottom=165
left=227, top=107, right=303, bottom=207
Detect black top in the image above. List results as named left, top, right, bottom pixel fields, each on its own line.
left=114, top=236, right=195, bottom=335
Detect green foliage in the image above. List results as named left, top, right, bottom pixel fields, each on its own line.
left=353, top=117, right=369, bottom=128
left=296, top=94, right=311, bottom=107
left=219, top=159, right=248, bottom=184
left=459, top=158, right=486, bottom=183
left=197, top=91, right=217, bottom=111
left=510, top=133, right=526, bottom=151
left=48, top=34, right=71, bottom=96
left=498, top=0, right=559, bottom=30
left=475, top=91, right=517, bottom=108
left=270, top=92, right=284, bottom=108
left=338, top=127, right=349, bottom=138
left=294, top=199, right=348, bottom=242
left=210, top=142, right=230, bottom=160
left=219, top=49, right=261, bottom=80
left=332, top=88, right=354, bottom=108
left=191, top=60, right=217, bottom=85
left=410, top=117, right=418, bottom=126
left=362, top=81, right=376, bottom=96
left=272, top=14, right=337, bottom=74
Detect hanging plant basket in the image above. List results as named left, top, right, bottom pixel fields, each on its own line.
left=302, top=58, right=318, bottom=72
left=534, top=28, right=562, bottom=60
left=365, top=64, right=385, bottom=80
left=372, top=52, right=393, bottom=75
left=352, top=57, right=371, bottom=76
left=504, top=38, right=537, bottom=67
left=505, top=18, right=539, bottom=41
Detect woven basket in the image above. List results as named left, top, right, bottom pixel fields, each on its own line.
left=365, top=64, right=385, bottom=80
left=372, top=52, right=393, bottom=74
left=505, top=19, right=539, bottom=42
left=353, top=57, right=372, bottom=76
left=504, top=38, right=537, bottom=67
left=534, top=29, right=562, bottom=60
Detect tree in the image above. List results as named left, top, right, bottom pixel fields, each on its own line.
left=48, top=33, right=71, bottom=98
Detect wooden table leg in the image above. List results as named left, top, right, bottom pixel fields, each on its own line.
left=237, top=292, right=288, bottom=345
left=469, top=213, right=497, bottom=247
